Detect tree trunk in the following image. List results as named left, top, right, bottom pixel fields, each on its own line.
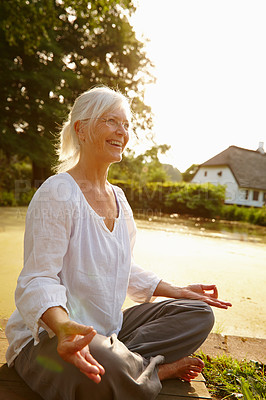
left=31, top=161, right=52, bottom=188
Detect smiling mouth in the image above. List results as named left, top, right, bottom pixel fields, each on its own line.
left=107, top=140, right=123, bottom=148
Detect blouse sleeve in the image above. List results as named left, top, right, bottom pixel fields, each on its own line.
left=116, top=186, right=161, bottom=303
left=15, top=176, right=73, bottom=343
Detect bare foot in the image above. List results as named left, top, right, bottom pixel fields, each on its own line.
left=158, top=356, right=204, bottom=382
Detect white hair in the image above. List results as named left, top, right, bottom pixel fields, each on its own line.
left=53, top=86, right=131, bottom=173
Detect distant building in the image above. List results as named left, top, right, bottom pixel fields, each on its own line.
left=192, top=143, right=266, bottom=207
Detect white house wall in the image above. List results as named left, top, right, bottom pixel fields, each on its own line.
left=192, top=166, right=265, bottom=207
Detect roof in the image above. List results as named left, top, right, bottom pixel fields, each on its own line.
left=200, top=145, right=266, bottom=190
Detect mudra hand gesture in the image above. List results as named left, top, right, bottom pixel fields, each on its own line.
left=182, top=284, right=232, bottom=309
left=42, top=308, right=105, bottom=383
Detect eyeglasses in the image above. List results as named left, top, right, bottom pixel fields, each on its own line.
left=102, top=118, right=130, bottom=132
left=81, top=117, right=130, bottom=132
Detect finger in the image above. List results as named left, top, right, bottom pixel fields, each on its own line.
left=213, top=298, right=232, bottom=307
left=80, top=369, right=102, bottom=384
left=69, top=324, right=95, bottom=336
left=201, top=284, right=218, bottom=298
left=71, top=331, right=97, bottom=353
left=85, top=352, right=105, bottom=375
left=202, top=297, right=227, bottom=308
left=203, top=297, right=231, bottom=309
left=74, top=357, right=101, bottom=376
left=211, top=285, right=218, bottom=299
left=209, top=300, right=228, bottom=309
left=219, top=300, right=232, bottom=307
left=200, top=284, right=216, bottom=291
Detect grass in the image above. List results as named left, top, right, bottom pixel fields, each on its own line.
left=212, top=321, right=226, bottom=335
left=197, top=352, right=266, bottom=399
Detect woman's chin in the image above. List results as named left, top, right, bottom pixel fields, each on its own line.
left=108, top=150, right=123, bottom=163
left=111, top=156, right=122, bottom=164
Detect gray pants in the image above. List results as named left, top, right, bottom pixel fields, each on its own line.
left=14, top=299, right=214, bottom=400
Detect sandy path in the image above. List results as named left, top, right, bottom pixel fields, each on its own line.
left=0, top=208, right=26, bottom=320
left=132, top=221, right=266, bottom=339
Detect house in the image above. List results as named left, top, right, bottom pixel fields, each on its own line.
left=192, top=143, right=266, bottom=207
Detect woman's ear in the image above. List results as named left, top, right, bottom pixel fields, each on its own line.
left=74, top=120, right=85, bottom=142
left=74, top=120, right=80, bottom=133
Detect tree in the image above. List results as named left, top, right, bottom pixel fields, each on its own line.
left=162, top=164, right=182, bottom=182
left=0, top=0, right=154, bottom=183
left=108, top=144, right=171, bottom=183
left=182, top=164, right=199, bottom=182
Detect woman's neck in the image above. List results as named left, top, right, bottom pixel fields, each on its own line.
left=67, top=160, right=109, bottom=191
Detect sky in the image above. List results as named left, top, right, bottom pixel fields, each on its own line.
left=130, top=0, right=266, bottom=172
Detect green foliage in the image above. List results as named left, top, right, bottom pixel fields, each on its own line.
left=162, top=164, right=182, bottom=182
left=0, top=188, right=36, bottom=207
left=0, top=151, right=32, bottom=192
left=0, top=0, right=154, bottom=181
left=182, top=164, right=199, bottom=182
left=222, top=205, right=266, bottom=226
left=17, top=188, right=37, bottom=206
left=240, top=377, right=263, bottom=400
left=108, top=180, right=226, bottom=218
left=166, top=183, right=225, bottom=218
left=0, top=150, right=36, bottom=206
left=199, top=353, right=266, bottom=400
left=1, top=151, right=266, bottom=228
left=108, top=144, right=171, bottom=183
left=0, top=191, right=16, bottom=206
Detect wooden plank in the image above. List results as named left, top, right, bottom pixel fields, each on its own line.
left=159, top=374, right=211, bottom=399
left=191, top=373, right=206, bottom=382
left=157, top=396, right=193, bottom=399
left=0, top=363, right=212, bottom=400
left=0, top=365, right=211, bottom=400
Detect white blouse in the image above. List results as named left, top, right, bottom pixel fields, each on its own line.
left=5, top=173, right=161, bottom=366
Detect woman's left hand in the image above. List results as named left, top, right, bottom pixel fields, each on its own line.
left=181, top=284, right=232, bottom=309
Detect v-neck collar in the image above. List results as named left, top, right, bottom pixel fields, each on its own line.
left=62, top=172, right=120, bottom=233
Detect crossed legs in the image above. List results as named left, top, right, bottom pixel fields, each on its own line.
left=14, top=299, right=214, bottom=399
left=119, top=298, right=214, bottom=382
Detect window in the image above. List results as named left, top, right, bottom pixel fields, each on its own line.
left=264, top=192, right=266, bottom=204
left=204, top=171, right=207, bottom=177
left=253, top=191, right=259, bottom=201
left=245, top=190, right=249, bottom=200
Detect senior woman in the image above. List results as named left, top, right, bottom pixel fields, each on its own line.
left=6, top=86, right=231, bottom=400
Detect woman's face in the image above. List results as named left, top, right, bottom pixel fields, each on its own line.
left=85, top=107, right=130, bottom=164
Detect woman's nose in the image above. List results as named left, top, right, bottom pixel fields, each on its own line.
left=116, top=124, right=127, bottom=135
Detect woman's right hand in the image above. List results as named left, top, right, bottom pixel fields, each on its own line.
left=41, top=307, right=105, bottom=383
left=56, top=320, right=105, bottom=383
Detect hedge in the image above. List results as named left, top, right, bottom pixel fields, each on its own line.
left=1, top=179, right=266, bottom=226
left=111, top=180, right=225, bottom=218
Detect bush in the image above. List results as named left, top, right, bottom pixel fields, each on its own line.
left=17, top=188, right=36, bottom=206
left=0, top=188, right=36, bottom=207
left=0, top=191, right=16, bottom=206
left=111, top=180, right=266, bottom=226
left=221, top=205, right=266, bottom=226
left=110, top=180, right=225, bottom=218
left=0, top=152, right=32, bottom=193
left=2, top=174, right=265, bottom=228
left=165, top=183, right=225, bottom=218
